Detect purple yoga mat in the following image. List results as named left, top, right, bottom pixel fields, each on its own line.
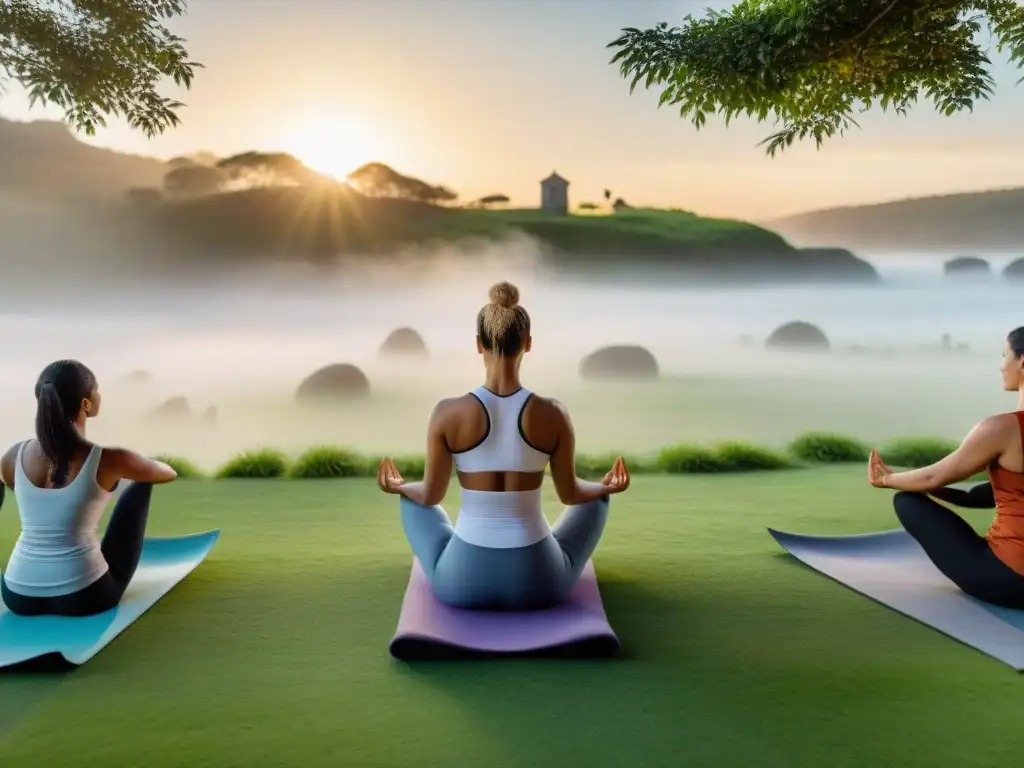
left=389, top=559, right=620, bottom=660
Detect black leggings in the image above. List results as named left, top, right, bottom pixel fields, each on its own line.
left=893, top=485, right=1024, bottom=609
left=1, top=482, right=153, bottom=617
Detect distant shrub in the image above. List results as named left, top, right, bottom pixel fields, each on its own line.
left=789, top=432, right=869, bottom=463
left=289, top=446, right=368, bottom=479
left=216, top=448, right=290, bottom=479
left=712, top=441, right=795, bottom=471
left=574, top=453, right=652, bottom=479
left=392, top=454, right=427, bottom=479
left=657, top=443, right=726, bottom=473
left=153, top=455, right=204, bottom=479
left=881, top=437, right=958, bottom=468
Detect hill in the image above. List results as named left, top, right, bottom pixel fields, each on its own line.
left=125, top=185, right=878, bottom=283
left=0, top=117, right=167, bottom=204
left=768, top=187, right=1024, bottom=251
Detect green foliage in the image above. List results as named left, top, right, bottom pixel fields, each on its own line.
left=216, top=449, right=290, bottom=479
left=289, top=446, right=368, bottom=479
left=152, top=454, right=204, bottom=479
left=608, top=1, right=1024, bottom=155
left=658, top=443, right=727, bottom=473
left=0, top=0, right=201, bottom=137
left=881, top=437, right=960, bottom=468
left=574, top=453, right=650, bottom=479
left=712, top=441, right=795, bottom=471
left=789, top=432, right=870, bottom=463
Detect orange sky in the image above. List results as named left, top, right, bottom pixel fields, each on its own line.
left=3, top=0, right=1024, bottom=220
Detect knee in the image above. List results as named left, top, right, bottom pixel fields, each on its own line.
left=893, top=491, right=927, bottom=526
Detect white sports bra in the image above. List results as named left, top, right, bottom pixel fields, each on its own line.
left=452, top=387, right=550, bottom=474
left=452, top=386, right=552, bottom=548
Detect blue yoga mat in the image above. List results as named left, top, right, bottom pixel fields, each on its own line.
left=0, top=530, right=220, bottom=668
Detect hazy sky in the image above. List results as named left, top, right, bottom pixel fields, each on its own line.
left=3, top=0, right=1024, bottom=219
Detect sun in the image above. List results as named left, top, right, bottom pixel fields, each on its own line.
left=279, top=114, right=386, bottom=181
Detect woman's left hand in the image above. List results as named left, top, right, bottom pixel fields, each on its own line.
left=868, top=448, right=893, bottom=488
left=377, top=457, right=406, bottom=494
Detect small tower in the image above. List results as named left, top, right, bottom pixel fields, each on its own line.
left=540, top=171, right=569, bottom=215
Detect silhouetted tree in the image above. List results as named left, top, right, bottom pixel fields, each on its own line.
left=578, top=202, right=599, bottom=210
left=608, top=1, right=1024, bottom=155
left=603, top=189, right=612, bottom=201
left=163, top=165, right=225, bottom=199
left=216, top=152, right=324, bottom=187
left=478, top=194, right=510, bottom=208
left=612, top=197, right=632, bottom=211
left=0, top=0, right=201, bottom=137
left=347, top=162, right=457, bottom=204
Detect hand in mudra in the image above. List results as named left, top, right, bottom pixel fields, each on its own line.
left=377, top=457, right=406, bottom=494
left=868, top=449, right=893, bottom=488
left=601, top=457, right=631, bottom=494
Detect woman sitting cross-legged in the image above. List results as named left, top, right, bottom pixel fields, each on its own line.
left=868, top=326, right=1024, bottom=609
left=377, top=281, right=630, bottom=610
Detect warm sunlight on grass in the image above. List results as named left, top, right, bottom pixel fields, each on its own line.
left=278, top=113, right=388, bottom=180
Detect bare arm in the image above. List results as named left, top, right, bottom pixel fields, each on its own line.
left=106, top=448, right=178, bottom=485
left=883, top=419, right=1005, bottom=493
left=548, top=401, right=611, bottom=506
left=0, top=442, right=21, bottom=490
left=397, top=402, right=453, bottom=508
left=928, top=482, right=995, bottom=509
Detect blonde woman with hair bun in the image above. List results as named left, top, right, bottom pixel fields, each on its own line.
left=377, top=281, right=630, bottom=609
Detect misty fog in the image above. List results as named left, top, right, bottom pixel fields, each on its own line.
left=1, top=234, right=1020, bottom=471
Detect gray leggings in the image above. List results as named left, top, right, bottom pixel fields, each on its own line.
left=400, top=496, right=610, bottom=610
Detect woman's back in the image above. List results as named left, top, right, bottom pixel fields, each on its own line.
left=5, top=440, right=112, bottom=597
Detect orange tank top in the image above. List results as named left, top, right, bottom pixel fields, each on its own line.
left=986, top=411, right=1024, bottom=576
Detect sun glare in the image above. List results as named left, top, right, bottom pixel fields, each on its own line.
left=280, top=115, right=387, bottom=180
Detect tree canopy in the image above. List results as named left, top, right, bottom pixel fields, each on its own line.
left=0, top=0, right=200, bottom=137
left=216, top=152, right=325, bottom=187
left=347, top=162, right=458, bottom=205
left=607, top=1, right=1024, bottom=155
left=163, top=164, right=224, bottom=198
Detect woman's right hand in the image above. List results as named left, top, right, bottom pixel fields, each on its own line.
left=601, top=457, right=630, bottom=494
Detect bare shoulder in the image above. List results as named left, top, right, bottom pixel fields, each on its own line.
left=976, top=413, right=1022, bottom=438
left=0, top=441, right=24, bottom=487
left=529, top=394, right=570, bottom=422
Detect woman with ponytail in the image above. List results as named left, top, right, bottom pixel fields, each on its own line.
left=377, top=282, right=630, bottom=609
left=0, top=360, right=178, bottom=616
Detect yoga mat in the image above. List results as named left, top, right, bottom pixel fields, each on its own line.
left=0, top=530, right=220, bottom=668
left=769, top=527, right=1024, bottom=670
left=389, top=559, right=620, bottom=660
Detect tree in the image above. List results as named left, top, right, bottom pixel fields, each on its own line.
left=347, top=162, right=458, bottom=204
left=478, top=194, right=510, bottom=208
left=607, top=1, right=1024, bottom=156
left=162, top=164, right=225, bottom=199
left=0, top=0, right=201, bottom=137
left=578, top=202, right=599, bottom=210
left=215, top=152, right=324, bottom=187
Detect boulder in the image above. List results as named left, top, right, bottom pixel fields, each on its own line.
left=943, top=256, right=991, bottom=277
left=379, top=327, right=428, bottom=357
left=296, top=363, right=371, bottom=401
left=146, top=396, right=192, bottom=422
left=765, top=321, right=829, bottom=352
left=579, top=345, right=659, bottom=380
left=1004, top=258, right=1024, bottom=282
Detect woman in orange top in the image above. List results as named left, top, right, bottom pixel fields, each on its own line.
left=868, top=327, right=1024, bottom=608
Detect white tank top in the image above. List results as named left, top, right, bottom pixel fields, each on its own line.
left=452, top=387, right=552, bottom=548
left=3, top=442, right=112, bottom=597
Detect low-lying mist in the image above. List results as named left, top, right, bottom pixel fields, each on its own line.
left=1, top=225, right=1020, bottom=470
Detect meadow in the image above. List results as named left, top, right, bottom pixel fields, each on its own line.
left=1, top=470, right=1020, bottom=767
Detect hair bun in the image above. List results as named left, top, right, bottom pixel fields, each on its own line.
left=489, top=281, right=519, bottom=309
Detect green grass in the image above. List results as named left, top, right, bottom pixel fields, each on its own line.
left=1, top=470, right=1020, bottom=766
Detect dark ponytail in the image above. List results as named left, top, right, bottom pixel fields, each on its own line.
left=34, top=360, right=96, bottom=488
